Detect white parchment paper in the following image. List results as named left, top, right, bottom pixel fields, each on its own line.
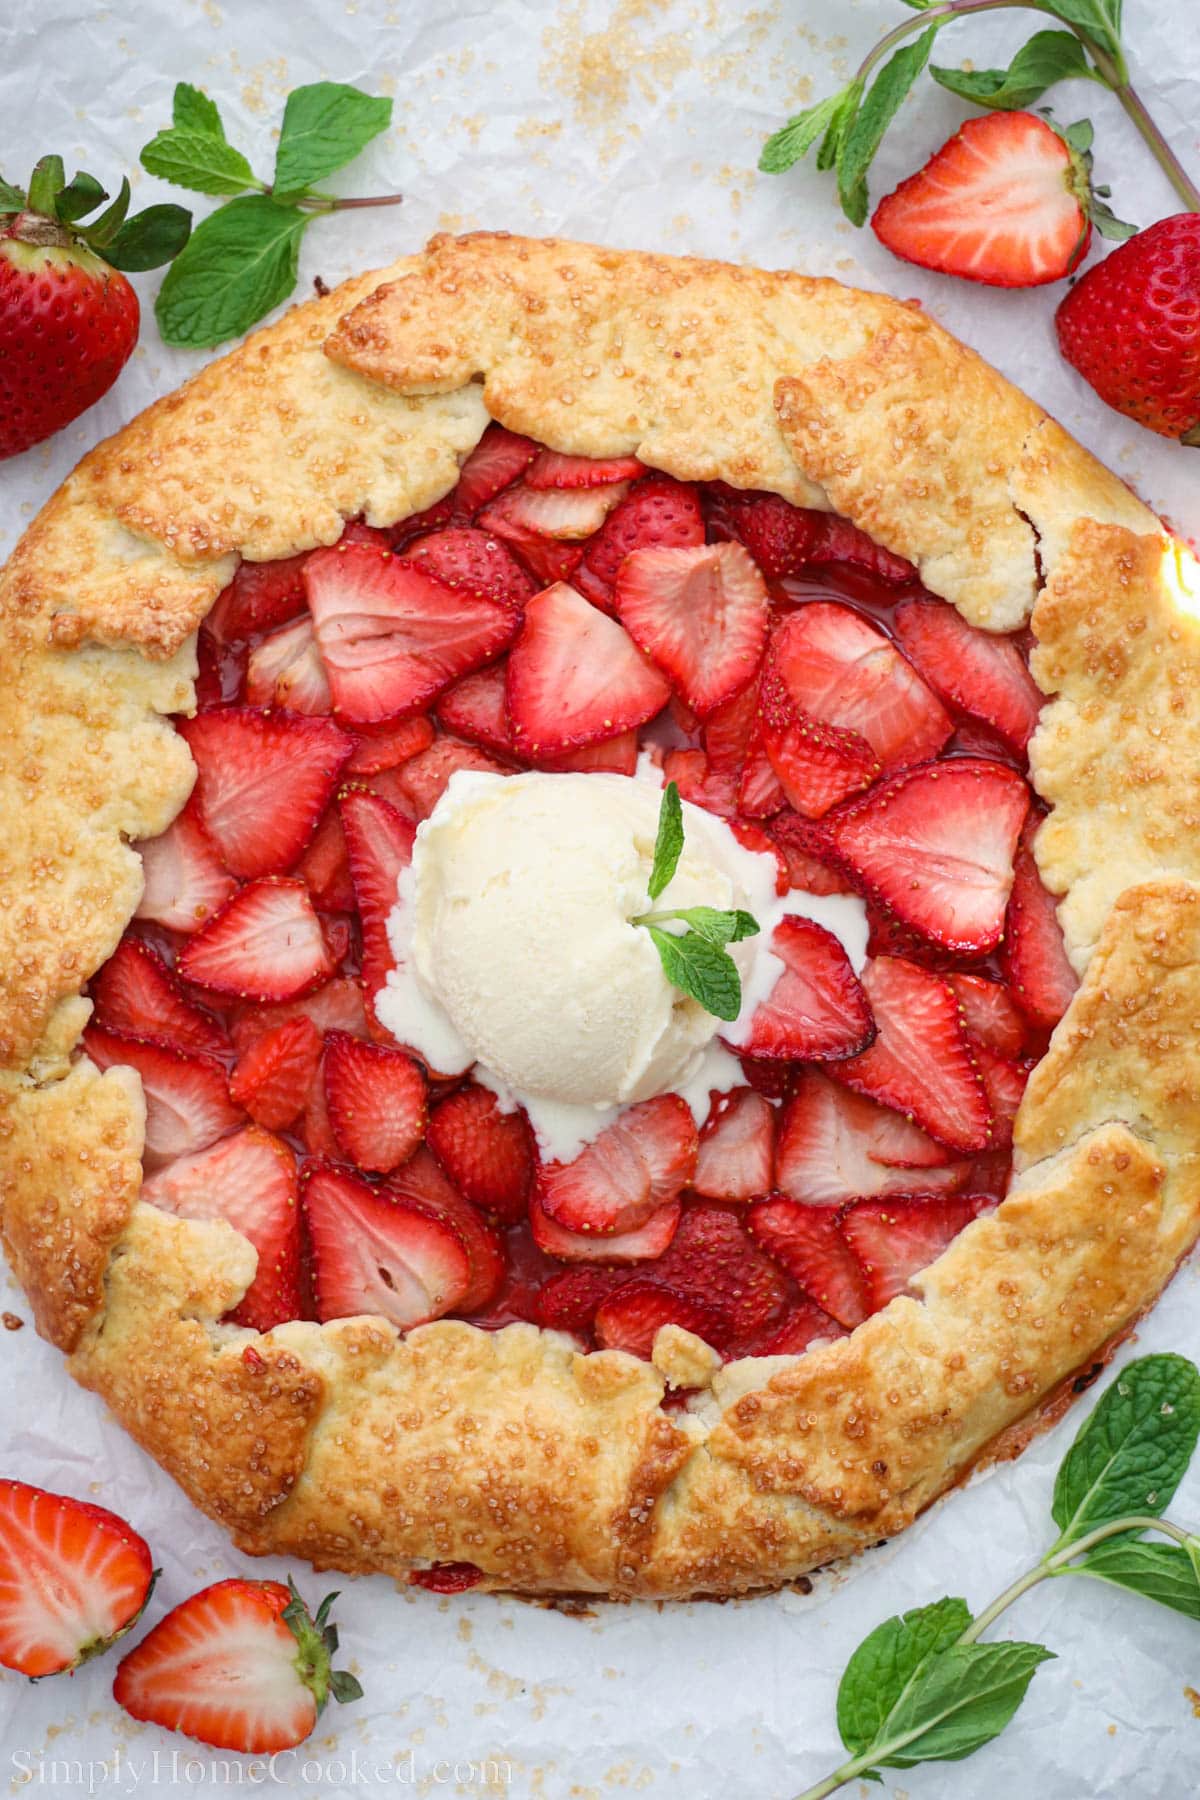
left=2, top=2, right=1199, bottom=1794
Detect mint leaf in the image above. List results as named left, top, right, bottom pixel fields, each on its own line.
left=86, top=176, right=131, bottom=248
left=837, top=1598, right=973, bottom=1758
left=646, top=928, right=742, bottom=1021
left=154, top=195, right=311, bottom=348
left=1051, top=1354, right=1200, bottom=1548
left=760, top=87, right=852, bottom=174
left=672, top=906, right=760, bottom=947
left=173, top=81, right=226, bottom=140
left=816, top=80, right=864, bottom=172
left=838, top=26, right=939, bottom=226
left=141, top=130, right=257, bottom=197
left=27, top=154, right=65, bottom=217
left=272, top=81, right=392, bottom=195
left=0, top=176, right=27, bottom=212
left=55, top=170, right=107, bottom=223
left=647, top=780, right=684, bottom=901
left=105, top=204, right=192, bottom=272
left=1069, top=1538, right=1200, bottom=1620
left=877, top=1641, right=1054, bottom=1768
left=1044, top=0, right=1124, bottom=68
left=932, top=30, right=1100, bottom=110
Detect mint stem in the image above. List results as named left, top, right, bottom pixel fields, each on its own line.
left=1085, top=55, right=1200, bottom=211
left=292, top=189, right=405, bottom=212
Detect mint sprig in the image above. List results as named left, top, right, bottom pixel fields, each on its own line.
left=633, top=782, right=760, bottom=1023
left=137, top=80, right=402, bottom=348
left=792, top=1354, right=1200, bottom=1799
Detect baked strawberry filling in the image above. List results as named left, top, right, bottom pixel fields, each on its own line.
left=84, top=427, right=1079, bottom=1367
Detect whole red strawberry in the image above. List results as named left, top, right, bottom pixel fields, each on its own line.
left=1056, top=214, right=1200, bottom=443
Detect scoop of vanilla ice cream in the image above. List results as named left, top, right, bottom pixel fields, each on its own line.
left=409, top=770, right=768, bottom=1109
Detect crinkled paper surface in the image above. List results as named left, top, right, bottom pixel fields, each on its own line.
left=2, top=0, right=1199, bottom=1794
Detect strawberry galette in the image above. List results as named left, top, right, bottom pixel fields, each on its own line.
left=3, top=234, right=1200, bottom=1599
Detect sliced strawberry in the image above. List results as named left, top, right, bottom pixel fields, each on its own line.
left=770, top=603, right=951, bottom=766
left=230, top=978, right=368, bottom=1054
left=894, top=597, right=1043, bottom=752
left=0, top=1482, right=154, bottom=1678
left=295, top=805, right=355, bottom=912
left=245, top=617, right=331, bottom=716
left=385, top=1148, right=504, bottom=1314
left=729, top=819, right=789, bottom=895
left=113, top=1577, right=357, bottom=1754
left=228, top=1016, right=322, bottom=1131
left=207, top=554, right=308, bottom=645
left=738, top=727, right=788, bottom=818
left=303, top=1161, right=471, bottom=1327
left=338, top=787, right=416, bottom=1031
left=83, top=1025, right=241, bottom=1167
left=662, top=747, right=739, bottom=819
left=704, top=679, right=759, bottom=775
left=693, top=1088, right=775, bottom=1201
left=574, top=475, right=705, bottom=605
left=833, top=956, right=992, bottom=1154
left=453, top=423, right=538, bottom=515
left=532, top=1266, right=629, bottom=1336
left=390, top=735, right=511, bottom=822
left=828, top=760, right=1029, bottom=954
left=529, top=1193, right=681, bottom=1263
left=871, top=111, right=1091, bottom=288
left=389, top=492, right=456, bottom=549
left=505, top=582, right=671, bottom=757
left=343, top=715, right=435, bottom=775
left=540, top=729, right=639, bottom=775
left=435, top=662, right=515, bottom=755
left=768, top=811, right=855, bottom=898
left=974, top=1044, right=1030, bottom=1148
left=141, top=1126, right=302, bottom=1330
left=480, top=480, right=632, bottom=544
left=323, top=1029, right=427, bottom=1174
left=804, top=517, right=916, bottom=583
left=740, top=914, right=874, bottom=1063
left=774, top=1069, right=967, bottom=1204
left=747, top=1198, right=868, bottom=1328
left=759, top=665, right=879, bottom=819
left=194, top=628, right=244, bottom=710
left=177, top=878, right=334, bottom=1003
left=653, top=1202, right=790, bottom=1349
left=614, top=541, right=768, bottom=717
left=304, top=543, right=518, bottom=726
left=135, top=800, right=236, bottom=933
left=841, top=1196, right=987, bottom=1311
left=1000, top=824, right=1078, bottom=1029
left=526, top=449, right=645, bottom=489
left=301, top=1056, right=340, bottom=1158
left=320, top=914, right=352, bottom=968
left=704, top=484, right=823, bottom=578
left=537, top=1096, right=698, bottom=1236
left=337, top=520, right=393, bottom=552
left=179, top=708, right=353, bottom=880
left=426, top=1083, right=533, bottom=1223
left=739, top=1053, right=797, bottom=1101
left=408, top=1562, right=485, bottom=1594
left=946, top=971, right=1027, bottom=1059
left=594, top=1281, right=727, bottom=1358
left=754, top=1298, right=847, bottom=1356
left=91, top=939, right=229, bottom=1056
left=400, top=527, right=536, bottom=610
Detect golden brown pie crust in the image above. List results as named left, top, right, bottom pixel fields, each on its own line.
left=1, top=232, right=1198, bottom=1598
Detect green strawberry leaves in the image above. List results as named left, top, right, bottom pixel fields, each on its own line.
left=1050, top=1353, right=1200, bottom=1546
left=8, top=153, right=190, bottom=271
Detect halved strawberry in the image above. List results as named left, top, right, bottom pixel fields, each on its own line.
left=739, top=914, right=874, bottom=1063
left=759, top=665, right=879, bottom=818
left=827, top=760, right=1029, bottom=954
left=533, top=1266, right=629, bottom=1337
left=206, top=553, right=309, bottom=645
left=426, top=1083, right=534, bottom=1223
left=573, top=475, right=705, bottom=605
left=894, top=597, right=1043, bottom=752
left=974, top=1044, right=1030, bottom=1148
left=662, top=747, right=739, bottom=819
left=323, top=1029, right=427, bottom=1174
left=480, top=480, right=632, bottom=543
left=227, top=1016, right=320, bottom=1131
left=338, top=787, right=415, bottom=1030
left=295, top=805, right=356, bottom=912
left=999, top=823, right=1078, bottom=1029
left=871, top=111, right=1092, bottom=288
left=770, top=602, right=951, bottom=766
left=386, top=1148, right=505, bottom=1314
left=141, top=1125, right=302, bottom=1330
left=343, top=715, right=435, bottom=775
left=529, top=1193, right=681, bottom=1263
left=768, top=812, right=855, bottom=898
left=389, top=735, right=511, bottom=821
left=435, top=662, right=515, bottom=755
left=774, top=1069, right=968, bottom=1204
left=841, top=1195, right=988, bottom=1311
left=537, top=1095, right=698, bottom=1236
left=304, top=543, right=518, bottom=726
left=179, top=708, right=353, bottom=880
left=230, top=978, right=368, bottom=1055
left=594, top=1281, right=727, bottom=1359
left=652, top=1202, right=790, bottom=1349
left=400, top=527, right=536, bottom=610
left=303, top=1161, right=471, bottom=1328
left=614, top=541, right=768, bottom=717
left=0, top=1482, right=155, bottom=1678
left=540, top=730, right=639, bottom=774
left=177, top=878, right=334, bottom=1002
left=946, top=971, right=1027, bottom=1059
left=113, top=1577, right=359, bottom=1754
left=526, top=449, right=645, bottom=489
left=833, top=956, right=992, bottom=1154
left=135, top=800, right=237, bottom=933
left=754, top=1298, right=847, bottom=1356
left=505, top=582, right=671, bottom=757
left=704, top=484, right=822, bottom=578
left=453, top=423, right=538, bottom=515
left=245, top=617, right=332, bottom=716
left=83, top=1025, right=242, bottom=1166
left=746, top=1198, right=868, bottom=1328
left=693, top=1088, right=775, bottom=1201
left=91, top=938, right=229, bottom=1056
